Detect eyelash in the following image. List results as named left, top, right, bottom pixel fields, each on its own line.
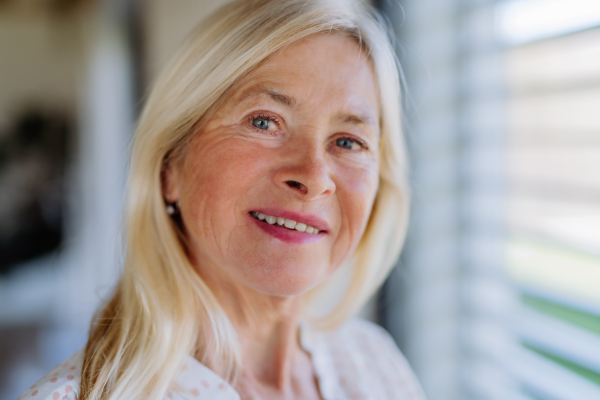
left=337, top=136, right=368, bottom=151
left=247, top=113, right=280, bottom=135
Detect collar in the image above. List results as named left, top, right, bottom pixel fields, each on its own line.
left=171, top=321, right=332, bottom=400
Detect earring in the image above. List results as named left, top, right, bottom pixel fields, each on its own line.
left=166, top=201, right=180, bottom=215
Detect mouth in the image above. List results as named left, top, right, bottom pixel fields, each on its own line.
left=249, top=211, right=322, bottom=234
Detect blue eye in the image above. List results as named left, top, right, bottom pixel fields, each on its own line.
left=336, top=137, right=362, bottom=150
left=251, top=117, right=271, bottom=130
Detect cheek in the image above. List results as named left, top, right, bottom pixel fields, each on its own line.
left=192, top=138, right=265, bottom=187
left=338, top=160, right=379, bottom=215
left=180, top=136, right=271, bottom=246
left=333, top=162, right=379, bottom=253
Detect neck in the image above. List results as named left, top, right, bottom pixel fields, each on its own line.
left=200, top=267, right=305, bottom=389
left=235, top=296, right=303, bottom=389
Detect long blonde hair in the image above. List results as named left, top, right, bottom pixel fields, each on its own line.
left=80, top=0, right=409, bottom=399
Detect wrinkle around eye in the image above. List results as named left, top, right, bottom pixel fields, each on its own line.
left=223, top=123, right=285, bottom=149
left=329, top=139, right=379, bottom=173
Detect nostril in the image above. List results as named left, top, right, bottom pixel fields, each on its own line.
left=286, top=180, right=301, bottom=189
left=286, top=180, right=307, bottom=194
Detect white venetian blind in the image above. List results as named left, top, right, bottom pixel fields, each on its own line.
left=377, top=0, right=518, bottom=399
left=498, top=0, right=600, bottom=398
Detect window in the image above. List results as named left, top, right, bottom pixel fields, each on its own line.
left=499, top=1, right=600, bottom=397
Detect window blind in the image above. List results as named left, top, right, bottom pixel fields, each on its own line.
left=376, top=0, right=518, bottom=399
left=504, top=22, right=600, bottom=399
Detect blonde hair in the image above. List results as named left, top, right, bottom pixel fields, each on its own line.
left=80, top=0, right=409, bottom=399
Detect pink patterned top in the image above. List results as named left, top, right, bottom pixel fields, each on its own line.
left=17, top=319, right=427, bottom=400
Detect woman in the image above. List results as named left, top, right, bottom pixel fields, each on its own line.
left=19, top=0, right=425, bottom=399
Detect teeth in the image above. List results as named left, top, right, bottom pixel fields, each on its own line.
left=250, top=212, right=320, bottom=234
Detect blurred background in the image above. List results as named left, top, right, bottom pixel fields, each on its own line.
left=0, top=0, right=599, bottom=399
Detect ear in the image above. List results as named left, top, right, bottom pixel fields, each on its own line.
left=161, top=160, right=180, bottom=203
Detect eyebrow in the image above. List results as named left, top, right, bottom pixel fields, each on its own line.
left=239, top=85, right=297, bottom=108
left=333, top=111, right=377, bottom=130
left=238, top=84, right=378, bottom=131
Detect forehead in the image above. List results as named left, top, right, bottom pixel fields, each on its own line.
left=229, top=32, right=380, bottom=127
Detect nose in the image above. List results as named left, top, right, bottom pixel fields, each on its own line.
left=273, top=141, right=336, bottom=200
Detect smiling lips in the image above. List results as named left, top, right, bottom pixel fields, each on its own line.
left=249, top=211, right=320, bottom=234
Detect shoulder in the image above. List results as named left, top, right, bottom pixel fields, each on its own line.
left=331, top=317, right=396, bottom=342
left=16, top=350, right=239, bottom=400
left=322, top=319, right=406, bottom=363
left=323, top=318, right=404, bottom=358
left=17, top=350, right=83, bottom=400
left=319, top=319, right=427, bottom=399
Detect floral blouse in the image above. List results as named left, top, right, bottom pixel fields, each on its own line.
left=17, top=319, right=427, bottom=400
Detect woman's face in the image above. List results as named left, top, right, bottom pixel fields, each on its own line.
left=164, top=33, right=380, bottom=296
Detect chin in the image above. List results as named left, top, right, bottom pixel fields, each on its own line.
left=240, top=257, right=332, bottom=297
